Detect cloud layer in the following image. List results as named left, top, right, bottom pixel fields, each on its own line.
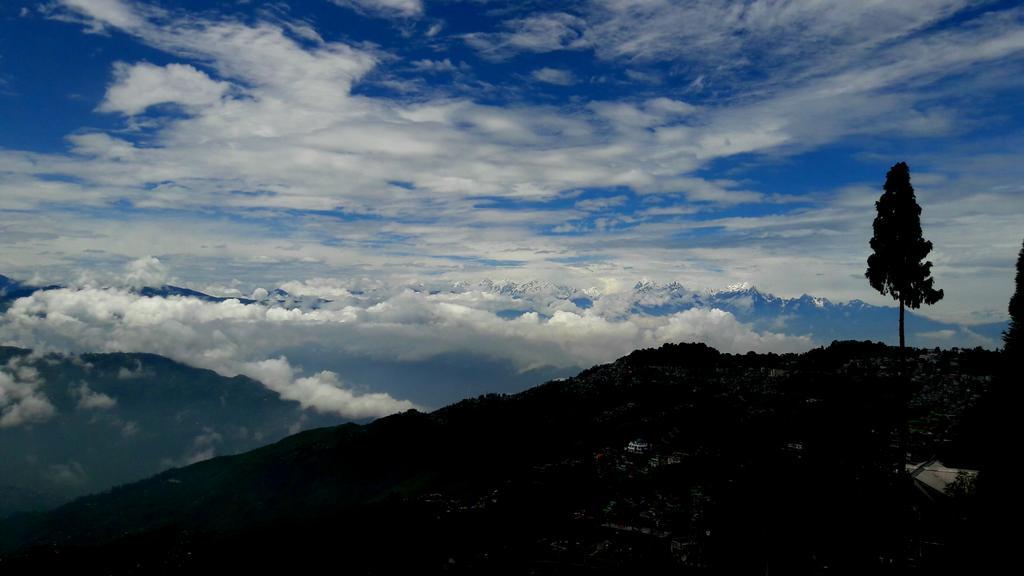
left=0, top=287, right=421, bottom=419
left=0, top=278, right=811, bottom=418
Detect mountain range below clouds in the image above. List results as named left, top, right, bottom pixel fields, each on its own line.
left=463, top=278, right=1007, bottom=348
left=638, top=282, right=1006, bottom=348
left=3, top=273, right=1004, bottom=350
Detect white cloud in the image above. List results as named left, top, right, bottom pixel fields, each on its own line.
left=582, top=0, right=975, bottom=74
left=242, top=358, right=416, bottom=419
left=411, top=58, right=459, bottom=73
left=117, top=359, right=148, bottom=379
left=330, top=0, right=423, bottom=18
left=48, top=0, right=151, bottom=33
left=47, top=460, right=88, bottom=486
left=98, top=61, right=230, bottom=116
left=0, top=358, right=56, bottom=428
left=652, top=308, right=805, bottom=352
left=121, top=420, right=140, bottom=436
left=73, top=382, right=117, bottom=410
left=463, top=12, right=587, bottom=59
left=164, top=427, right=223, bottom=467
left=532, top=67, right=577, bottom=86
left=123, top=255, right=169, bottom=288
left=278, top=279, right=356, bottom=300
left=56, top=0, right=377, bottom=112
left=575, top=195, right=627, bottom=212
left=918, top=328, right=957, bottom=340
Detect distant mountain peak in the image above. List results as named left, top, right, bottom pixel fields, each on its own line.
left=796, top=294, right=832, bottom=309
left=475, top=279, right=577, bottom=299
left=723, top=281, right=755, bottom=292
left=136, top=285, right=255, bottom=304
left=633, top=279, right=657, bottom=292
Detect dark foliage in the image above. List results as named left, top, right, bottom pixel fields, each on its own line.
left=970, top=239, right=1024, bottom=571
left=1004, top=239, right=1024, bottom=354
left=866, top=162, right=943, bottom=348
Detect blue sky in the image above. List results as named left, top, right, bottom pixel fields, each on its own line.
left=2, top=0, right=1024, bottom=324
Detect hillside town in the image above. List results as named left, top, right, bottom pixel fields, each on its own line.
left=397, top=342, right=991, bottom=572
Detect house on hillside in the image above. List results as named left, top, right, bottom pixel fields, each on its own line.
left=906, top=459, right=978, bottom=565
left=907, top=459, right=977, bottom=502
left=626, top=439, right=650, bottom=454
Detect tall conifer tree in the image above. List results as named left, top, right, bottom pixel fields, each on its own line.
left=866, top=162, right=944, bottom=351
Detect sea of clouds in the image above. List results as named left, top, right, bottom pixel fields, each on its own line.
left=0, top=261, right=811, bottom=424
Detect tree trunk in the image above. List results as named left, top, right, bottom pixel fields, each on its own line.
left=899, top=297, right=905, bottom=352
left=897, top=296, right=908, bottom=475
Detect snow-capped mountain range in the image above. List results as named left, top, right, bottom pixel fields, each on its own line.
left=0, top=274, right=1006, bottom=349
left=462, top=279, right=1004, bottom=347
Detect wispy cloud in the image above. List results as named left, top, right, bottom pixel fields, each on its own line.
left=532, top=67, right=578, bottom=86
left=329, top=0, right=423, bottom=19
left=463, top=12, right=587, bottom=60
left=73, top=382, right=117, bottom=410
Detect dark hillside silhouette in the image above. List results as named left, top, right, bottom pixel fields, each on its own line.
left=0, top=341, right=993, bottom=575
